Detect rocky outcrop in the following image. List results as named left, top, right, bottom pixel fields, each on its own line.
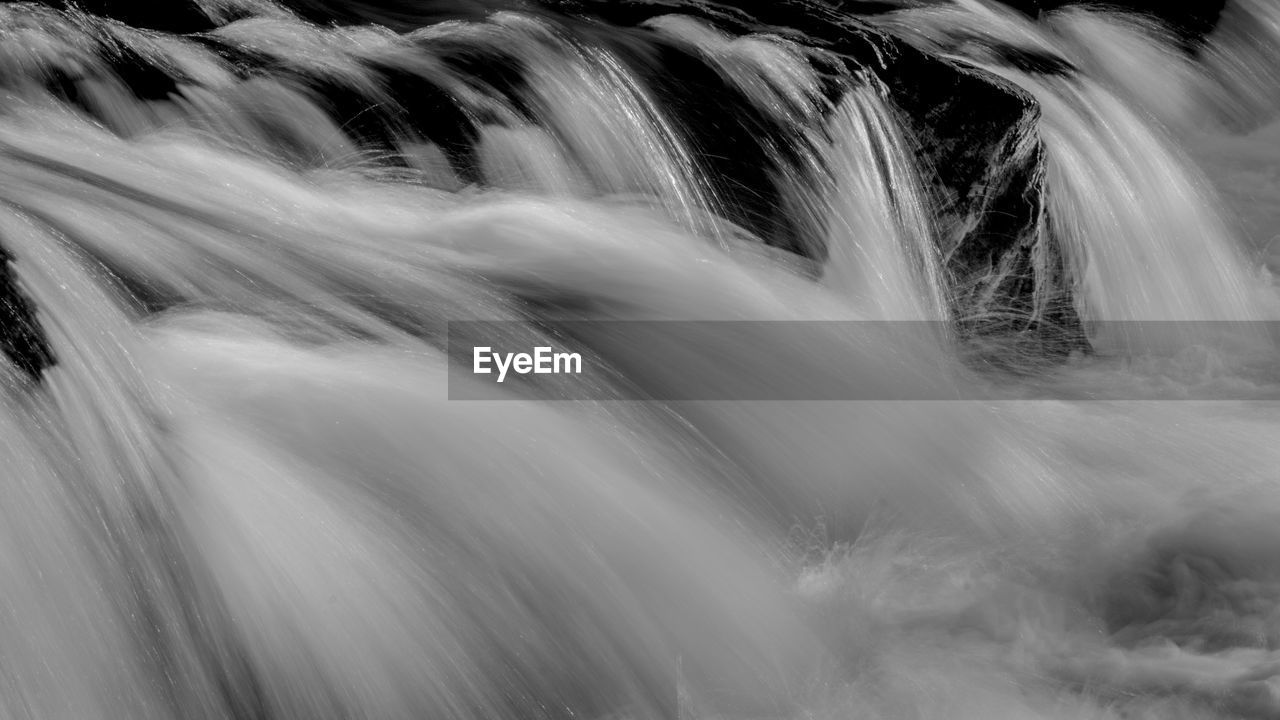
left=850, top=32, right=1082, bottom=351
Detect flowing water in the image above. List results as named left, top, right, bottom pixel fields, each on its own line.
left=1, top=1, right=1280, bottom=719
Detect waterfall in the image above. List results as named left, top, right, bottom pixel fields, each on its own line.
left=0, top=1, right=1277, bottom=719
left=878, top=0, right=1277, bottom=353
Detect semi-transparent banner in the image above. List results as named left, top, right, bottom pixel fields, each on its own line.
left=445, top=321, right=1280, bottom=401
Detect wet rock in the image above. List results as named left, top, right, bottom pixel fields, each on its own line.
left=36, top=0, right=221, bottom=33
left=0, top=254, right=53, bottom=380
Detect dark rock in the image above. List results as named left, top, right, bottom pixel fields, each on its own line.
left=0, top=253, right=54, bottom=380
left=869, top=46, right=1083, bottom=351
left=36, top=0, right=219, bottom=33
left=268, top=0, right=529, bottom=29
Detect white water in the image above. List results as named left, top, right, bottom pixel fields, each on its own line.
left=648, top=17, right=949, bottom=320
left=0, top=2, right=1278, bottom=720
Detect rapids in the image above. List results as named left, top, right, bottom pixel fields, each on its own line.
left=0, top=1, right=1279, bottom=719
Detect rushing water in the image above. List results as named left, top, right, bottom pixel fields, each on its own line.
left=1, top=1, right=1280, bottom=719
